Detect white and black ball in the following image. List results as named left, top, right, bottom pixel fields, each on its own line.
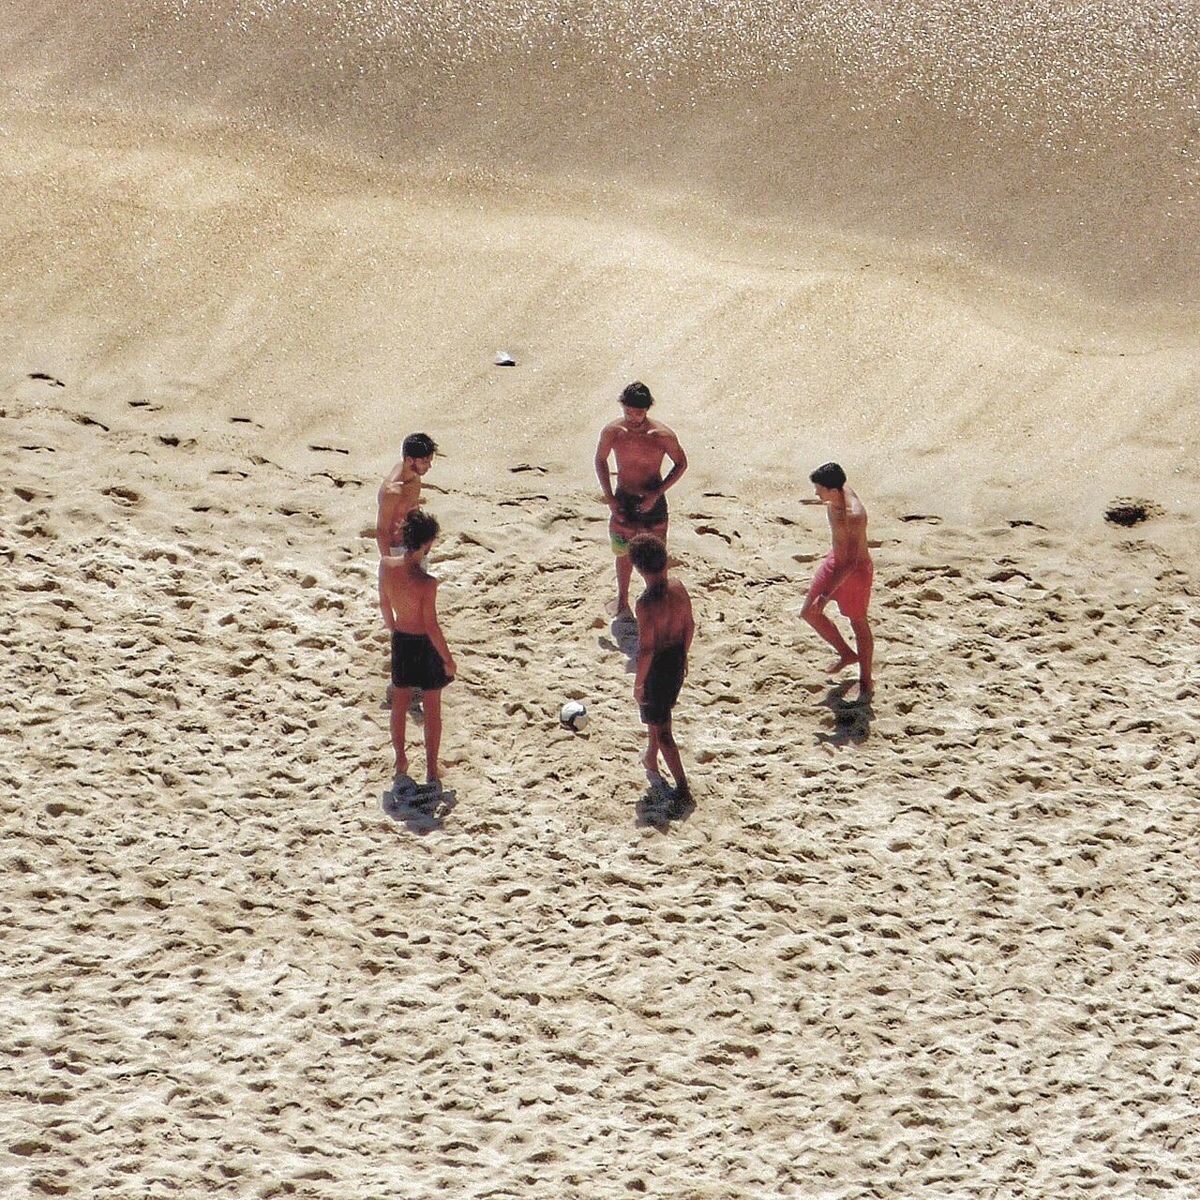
left=559, top=700, right=589, bottom=731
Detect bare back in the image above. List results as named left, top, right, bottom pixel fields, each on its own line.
left=637, top=579, right=694, bottom=655
left=827, top=486, right=870, bottom=565
left=379, top=558, right=437, bottom=635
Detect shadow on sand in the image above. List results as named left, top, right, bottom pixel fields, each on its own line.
left=598, top=613, right=639, bottom=674
left=816, top=681, right=875, bottom=746
left=634, top=775, right=696, bottom=831
left=381, top=782, right=458, bottom=833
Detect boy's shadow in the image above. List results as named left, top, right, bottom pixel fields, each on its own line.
left=598, top=613, right=639, bottom=674
left=634, top=776, right=696, bottom=830
left=381, top=784, right=457, bottom=833
left=816, top=681, right=874, bottom=746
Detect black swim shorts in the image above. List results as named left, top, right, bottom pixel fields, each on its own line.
left=615, top=486, right=669, bottom=529
left=640, top=643, right=686, bottom=725
left=391, top=632, right=453, bottom=691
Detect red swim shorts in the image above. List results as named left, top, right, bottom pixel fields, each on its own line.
left=811, top=552, right=874, bottom=619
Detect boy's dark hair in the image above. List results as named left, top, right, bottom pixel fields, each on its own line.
left=810, top=461, right=847, bottom=490
left=402, top=432, right=437, bottom=460
left=401, top=509, right=439, bottom=552
left=628, top=533, right=668, bottom=576
left=620, top=381, right=654, bottom=410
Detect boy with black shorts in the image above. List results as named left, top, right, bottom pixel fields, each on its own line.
left=379, top=510, right=457, bottom=791
left=629, top=533, right=695, bottom=807
left=594, top=382, right=689, bottom=619
left=377, top=431, right=438, bottom=713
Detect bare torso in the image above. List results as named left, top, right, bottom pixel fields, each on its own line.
left=377, top=466, right=421, bottom=552
left=827, top=486, right=870, bottom=565
left=599, top=417, right=683, bottom=496
left=379, top=558, right=435, bottom=635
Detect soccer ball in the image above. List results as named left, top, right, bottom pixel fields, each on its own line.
left=559, top=700, right=589, bottom=731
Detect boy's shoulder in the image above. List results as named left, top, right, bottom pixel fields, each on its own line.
left=383, top=475, right=419, bottom=496
left=381, top=557, right=430, bottom=580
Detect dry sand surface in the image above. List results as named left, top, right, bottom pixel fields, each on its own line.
left=3, top=4, right=1200, bottom=1198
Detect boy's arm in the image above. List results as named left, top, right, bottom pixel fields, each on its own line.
left=422, top=580, right=457, bottom=677
left=659, top=430, right=689, bottom=493
left=376, top=483, right=404, bottom=557
left=683, top=590, right=695, bottom=658
left=594, top=426, right=618, bottom=510
left=378, top=561, right=395, bottom=629
left=633, top=598, right=656, bottom=699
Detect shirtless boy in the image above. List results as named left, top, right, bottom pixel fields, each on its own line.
left=800, top=462, right=875, bottom=701
left=379, top=510, right=457, bottom=791
left=594, top=382, right=688, bottom=618
left=376, top=432, right=437, bottom=556
left=629, top=533, right=695, bottom=808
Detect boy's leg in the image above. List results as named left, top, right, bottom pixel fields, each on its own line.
left=801, top=583, right=857, bottom=672
left=642, top=722, right=661, bottom=774
left=656, top=718, right=688, bottom=796
left=849, top=616, right=874, bottom=698
left=422, top=687, right=443, bottom=785
left=390, top=687, right=411, bottom=775
left=615, top=553, right=634, bottom=616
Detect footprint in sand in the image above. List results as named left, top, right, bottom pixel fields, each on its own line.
left=1104, top=497, right=1163, bottom=527
left=72, top=414, right=110, bottom=431
left=101, top=486, right=141, bottom=506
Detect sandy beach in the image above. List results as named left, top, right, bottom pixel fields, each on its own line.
left=2, top=3, right=1199, bottom=1197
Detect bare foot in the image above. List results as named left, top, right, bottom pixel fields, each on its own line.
left=668, top=783, right=694, bottom=817
left=642, top=750, right=667, bottom=789
left=826, top=652, right=859, bottom=675
left=846, top=681, right=874, bottom=704
left=606, top=598, right=634, bottom=620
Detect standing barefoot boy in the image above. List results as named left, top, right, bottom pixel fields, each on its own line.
left=594, top=382, right=688, bottom=619
left=379, top=510, right=457, bottom=791
left=801, top=461, right=875, bottom=701
left=629, top=533, right=695, bottom=807
left=377, top=431, right=438, bottom=712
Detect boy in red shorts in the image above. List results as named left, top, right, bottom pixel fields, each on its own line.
left=801, top=462, right=875, bottom=701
